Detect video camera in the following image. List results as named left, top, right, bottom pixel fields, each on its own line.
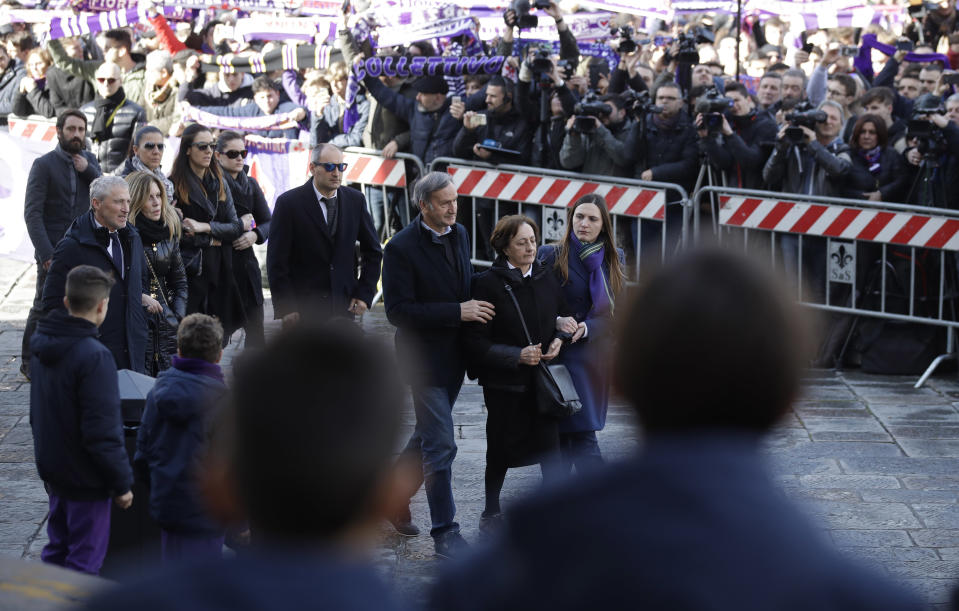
left=676, top=26, right=714, bottom=64
left=694, top=87, right=732, bottom=136
left=908, top=94, right=949, bottom=162
left=510, top=0, right=550, bottom=29
left=621, top=89, right=662, bottom=120
left=783, top=101, right=827, bottom=143
left=611, top=25, right=638, bottom=54
left=573, top=93, right=612, bottom=133
left=528, top=44, right=570, bottom=90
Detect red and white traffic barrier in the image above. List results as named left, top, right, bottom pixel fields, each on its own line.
left=7, top=117, right=57, bottom=143
left=343, top=153, right=407, bottom=187
left=447, top=165, right=668, bottom=219
left=719, top=195, right=959, bottom=251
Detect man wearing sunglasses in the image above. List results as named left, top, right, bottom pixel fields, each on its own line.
left=268, top=143, right=381, bottom=323
left=79, top=62, right=146, bottom=174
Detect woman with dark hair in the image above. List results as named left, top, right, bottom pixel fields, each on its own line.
left=463, top=215, right=569, bottom=534
left=12, top=48, right=55, bottom=118
left=848, top=113, right=908, bottom=202
left=120, top=125, right=175, bottom=203
left=538, top=193, right=625, bottom=473
left=215, top=131, right=271, bottom=347
left=125, top=171, right=186, bottom=374
left=169, top=123, right=248, bottom=343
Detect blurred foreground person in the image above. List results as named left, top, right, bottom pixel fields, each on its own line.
left=430, top=248, right=924, bottom=611
left=86, top=323, right=409, bottom=610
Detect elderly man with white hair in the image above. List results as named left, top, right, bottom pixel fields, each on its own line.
left=41, top=175, right=148, bottom=372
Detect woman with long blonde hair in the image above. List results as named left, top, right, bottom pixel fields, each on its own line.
left=126, top=170, right=187, bottom=375
left=538, top=193, right=625, bottom=473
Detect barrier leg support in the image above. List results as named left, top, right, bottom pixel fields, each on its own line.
left=915, top=327, right=956, bottom=389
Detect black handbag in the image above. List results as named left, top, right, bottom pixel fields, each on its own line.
left=144, top=252, right=182, bottom=329
left=503, top=283, right=582, bottom=419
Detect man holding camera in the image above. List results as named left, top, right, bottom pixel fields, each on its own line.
left=696, top=82, right=778, bottom=190
left=625, top=82, right=697, bottom=192
left=559, top=93, right=634, bottom=177
left=902, top=94, right=959, bottom=207
left=453, top=75, right=531, bottom=164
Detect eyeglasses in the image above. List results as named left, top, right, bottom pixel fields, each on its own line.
left=96, top=77, right=117, bottom=85
left=223, top=149, right=248, bottom=159
left=192, top=142, right=214, bottom=151
left=316, top=162, right=348, bottom=172
left=142, top=142, right=164, bottom=151
left=827, top=89, right=847, bottom=97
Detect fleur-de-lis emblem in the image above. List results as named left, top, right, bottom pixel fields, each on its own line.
left=831, top=244, right=853, bottom=269
left=546, top=210, right=564, bottom=233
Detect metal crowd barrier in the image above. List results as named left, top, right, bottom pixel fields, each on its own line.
left=428, top=157, right=690, bottom=278
left=696, top=186, right=959, bottom=387
left=342, top=147, right=425, bottom=241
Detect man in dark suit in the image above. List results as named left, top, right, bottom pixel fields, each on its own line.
left=382, top=171, right=494, bottom=558
left=21, top=109, right=102, bottom=379
left=429, top=249, right=924, bottom=611
left=42, top=175, right=148, bottom=373
left=267, top=143, right=382, bottom=323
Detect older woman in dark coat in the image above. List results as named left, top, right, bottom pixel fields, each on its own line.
left=215, top=131, right=271, bottom=347
left=538, top=194, right=625, bottom=473
left=126, top=171, right=187, bottom=375
left=463, top=215, right=568, bottom=535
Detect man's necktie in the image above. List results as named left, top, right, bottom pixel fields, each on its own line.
left=110, top=232, right=123, bottom=279
left=323, top=197, right=338, bottom=236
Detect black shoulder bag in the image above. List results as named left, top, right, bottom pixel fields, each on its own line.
left=503, top=283, right=582, bottom=419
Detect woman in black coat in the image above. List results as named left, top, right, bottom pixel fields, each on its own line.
left=126, top=171, right=187, bottom=375
left=170, top=123, right=248, bottom=344
left=848, top=113, right=908, bottom=203
left=215, top=131, right=272, bottom=347
left=463, top=215, right=568, bottom=535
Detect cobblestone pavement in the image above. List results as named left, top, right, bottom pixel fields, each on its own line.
left=1, top=255, right=959, bottom=608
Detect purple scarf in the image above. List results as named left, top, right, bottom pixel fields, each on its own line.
left=859, top=146, right=882, bottom=176
left=172, top=356, right=224, bottom=383
left=570, top=232, right=613, bottom=317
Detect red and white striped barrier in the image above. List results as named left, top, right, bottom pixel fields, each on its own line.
left=7, top=117, right=58, bottom=144
left=447, top=165, right=668, bottom=219
left=719, top=195, right=959, bottom=251
left=343, top=152, right=407, bottom=187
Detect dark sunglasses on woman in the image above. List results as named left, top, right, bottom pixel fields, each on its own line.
left=142, top=142, right=164, bottom=151
left=223, top=149, right=249, bottom=159
left=192, top=142, right=214, bottom=151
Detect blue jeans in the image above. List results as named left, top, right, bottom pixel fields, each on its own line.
left=404, top=383, right=462, bottom=535
left=559, top=431, right=604, bottom=475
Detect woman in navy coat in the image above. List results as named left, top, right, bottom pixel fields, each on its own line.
left=538, top=194, right=625, bottom=473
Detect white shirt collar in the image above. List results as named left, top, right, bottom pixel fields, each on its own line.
left=312, top=181, right=337, bottom=203
left=420, top=221, right=451, bottom=237
left=507, top=260, right=532, bottom=278
left=92, top=216, right=116, bottom=234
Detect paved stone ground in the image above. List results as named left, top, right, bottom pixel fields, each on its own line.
left=1, top=255, right=959, bottom=608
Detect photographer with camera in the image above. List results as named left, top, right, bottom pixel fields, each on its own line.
left=500, top=1, right=577, bottom=62
left=902, top=93, right=959, bottom=208
left=515, top=43, right=578, bottom=171
left=559, top=93, right=634, bottom=177
left=454, top=75, right=531, bottom=164
left=696, top=82, right=778, bottom=190
left=625, top=82, right=697, bottom=192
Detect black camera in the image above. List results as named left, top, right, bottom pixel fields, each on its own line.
left=783, top=101, right=827, bottom=143
left=676, top=26, right=714, bottom=64
left=510, top=0, right=538, bottom=29
left=908, top=93, right=948, bottom=161
left=573, top=94, right=612, bottom=133
left=530, top=46, right=553, bottom=73
left=694, top=87, right=732, bottom=136
left=621, top=89, right=662, bottom=119
left=611, top=25, right=637, bottom=54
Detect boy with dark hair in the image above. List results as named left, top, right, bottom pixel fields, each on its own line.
left=135, top=313, right=227, bottom=564
left=30, top=265, right=133, bottom=576
left=88, top=322, right=409, bottom=610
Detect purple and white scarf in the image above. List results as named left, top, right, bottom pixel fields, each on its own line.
left=48, top=5, right=180, bottom=40
left=570, top=231, right=613, bottom=317
left=183, top=106, right=300, bottom=132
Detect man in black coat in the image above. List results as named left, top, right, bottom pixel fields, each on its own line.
left=267, top=143, right=382, bottom=323
left=42, top=175, right=148, bottom=373
left=79, top=62, right=146, bottom=174
left=382, top=171, right=494, bottom=558
left=429, top=249, right=924, bottom=611
left=21, top=109, right=102, bottom=379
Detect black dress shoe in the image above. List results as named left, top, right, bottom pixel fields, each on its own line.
left=478, top=512, right=504, bottom=538
left=433, top=528, right=469, bottom=559
left=389, top=517, right=420, bottom=537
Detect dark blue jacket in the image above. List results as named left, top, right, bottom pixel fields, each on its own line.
left=42, top=211, right=148, bottom=372
left=84, top=547, right=403, bottom=611
left=135, top=360, right=227, bottom=535
left=364, top=76, right=460, bottom=165
left=430, top=434, right=924, bottom=611
left=383, top=216, right=472, bottom=387
left=29, top=309, right=132, bottom=501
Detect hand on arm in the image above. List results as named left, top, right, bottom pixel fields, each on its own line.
left=460, top=299, right=495, bottom=322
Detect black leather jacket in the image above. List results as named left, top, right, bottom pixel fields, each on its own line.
left=80, top=90, right=147, bottom=174
left=141, top=234, right=187, bottom=375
